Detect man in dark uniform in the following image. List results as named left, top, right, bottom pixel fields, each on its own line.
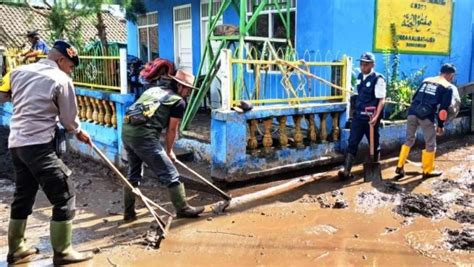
left=338, top=52, right=386, bottom=180
left=7, top=41, right=93, bottom=265
left=122, top=69, right=204, bottom=221
left=395, top=64, right=454, bottom=179
left=20, top=30, right=49, bottom=63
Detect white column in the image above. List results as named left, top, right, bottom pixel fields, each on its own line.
left=219, top=49, right=232, bottom=110
left=344, top=56, right=353, bottom=117
left=119, top=48, right=128, bottom=94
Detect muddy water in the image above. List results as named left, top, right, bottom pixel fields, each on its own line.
left=0, top=135, right=473, bottom=266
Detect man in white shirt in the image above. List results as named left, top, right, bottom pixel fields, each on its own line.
left=7, top=41, right=93, bottom=265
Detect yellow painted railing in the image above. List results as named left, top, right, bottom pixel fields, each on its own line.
left=218, top=40, right=352, bottom=108
left=229, top=56, right=350, bottom=106
left=4, top=49, right=122, bottom=91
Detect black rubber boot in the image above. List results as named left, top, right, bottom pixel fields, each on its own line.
left=394, top=167, right=405, bottom=180
left=422, top=171, right=443, bottom=179
left=168, top=182, right=204, bottom=218
left=338, top=153, right=355, bottom=181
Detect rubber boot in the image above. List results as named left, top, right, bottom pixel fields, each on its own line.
left=123, top=181, right=139, bottom=222
left=395, top=145, right=411, bottom=180
left=168, top=183, right=204, bottom=218
left=50, top=220, right=93, bottom=265
left=7, top=219, right=39, bottom=264
left=338, top=153, right=355, bottom=181
left=422, top=150, right=442, bottom=179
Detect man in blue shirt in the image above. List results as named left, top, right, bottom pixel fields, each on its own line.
left=20, top=30, right=49, bottom=63
left=338, top=52, right=386, bottom=180
left=395, top=64, right=454, bottom=179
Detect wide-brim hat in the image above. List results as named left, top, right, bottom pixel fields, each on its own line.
left=232, top=100, right=253, bottom=113
left=171, top=69, right=199, bottom=90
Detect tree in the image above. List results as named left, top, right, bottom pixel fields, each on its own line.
left=80, top=0, right=146, bottom=55
left=26, top=0, right=90, bottom=50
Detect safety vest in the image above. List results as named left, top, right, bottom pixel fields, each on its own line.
left=355, top=72, right=384, bottom=118
left=123, top=87, right=183, bottom=139
left=409, top=76, right=457, bottom=122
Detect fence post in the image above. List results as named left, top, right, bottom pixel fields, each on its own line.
left=344, top=55, right=353, bottom=115
left=0, top=47, right=4, bottom=80
left=119, top=48, right=128, bottom=94
left=219, top=49, right=232, bottom=110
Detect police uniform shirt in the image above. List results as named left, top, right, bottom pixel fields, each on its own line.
left=9, top=59, right=81, bottom=148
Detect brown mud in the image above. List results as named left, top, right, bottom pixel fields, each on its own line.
left=0, top=128, right=473, bottom=266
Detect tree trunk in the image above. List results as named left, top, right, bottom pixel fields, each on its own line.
left=96, top=12, right=108, bottom=55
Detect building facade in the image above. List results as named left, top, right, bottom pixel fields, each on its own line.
left=127, top=0, right=473, bottom=84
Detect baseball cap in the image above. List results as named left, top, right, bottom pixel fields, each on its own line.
left=358, top=52, right=375, bottom=63
left=53, top=40, right=80, bottom=66
left=440, top=63, right=456, bottom=74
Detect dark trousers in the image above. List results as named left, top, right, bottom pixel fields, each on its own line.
left=347, top=116, right=381, bottom=159
left=10, top=142, right=76, bottom=221
left=123, top=136, right=180, bottom=187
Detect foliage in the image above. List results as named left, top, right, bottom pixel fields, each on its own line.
left=25, top=0, right=91, bottom=50
left=383, top=23, right=426, bottom=120
left=114, top=0, right=146, bottom=23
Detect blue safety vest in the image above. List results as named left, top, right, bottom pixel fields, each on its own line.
left=408, top=76, right=453, bottom=126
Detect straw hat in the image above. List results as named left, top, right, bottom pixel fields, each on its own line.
left=171, top=69, right=199, bottom=90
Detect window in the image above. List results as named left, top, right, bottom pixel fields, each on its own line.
left=201, top=0, right=223, bottom=73
left=247, top=0, right=296, bottom=49
left=137, top=12, right=158, bottom=62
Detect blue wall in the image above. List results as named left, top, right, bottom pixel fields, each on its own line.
left=128, top=0, right=202, bottom=73
left=471, top=13, right=474, bottom=81
left=297, top=0, right=473, bottom=84
left=127, top=21, right=138, bottom=57
left=129, top=0, right=473, bottom=82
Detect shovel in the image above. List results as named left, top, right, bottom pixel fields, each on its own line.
left=175, top=159, right=232, bottom=201
left=363, top=107, right=382, bottom=183
left=91, top=143, right=173, bottom=248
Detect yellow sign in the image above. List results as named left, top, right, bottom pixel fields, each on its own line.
left=374, top=0, right=453, bottom=55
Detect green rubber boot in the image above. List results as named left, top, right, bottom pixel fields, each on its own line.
left=168, top=183, right=204, bottom=218
left=50, top=220, right=93, bottom=265
left=7, top=219, right=39, bottom=264
left=123, top=185, right=137, bottom=222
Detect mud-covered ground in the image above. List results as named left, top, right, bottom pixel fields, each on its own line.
left=0, top=127, right=473, bottom=266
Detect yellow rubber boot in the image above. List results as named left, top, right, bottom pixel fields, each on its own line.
left=395, top=145, right=410, bottom=179
left=422, top=150, right=442, bottom=178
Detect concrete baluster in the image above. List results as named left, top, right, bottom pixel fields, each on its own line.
left=96, top=99, right=105, bottom=125
left=293, top=115, right=304, bottom=149
left=307, top=114, right=318, bottom=144
left=278, top=116, right=288, bottom=148
left=262, top=117, right=273, bottom=154
left=320, top=113, right=328, bottom=143
left=247, top=119, right=258, bottom=154
left=91, top=97, right=99, bottom=123
left=109, top=101, right=117, bottom=128
left=85, top=97, right=93, bottom=122
left=332, top=112, right=340, bottom=141
left=103, top=100, right=112, bottom=127
left=77, top=96, right=85, bottom=121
